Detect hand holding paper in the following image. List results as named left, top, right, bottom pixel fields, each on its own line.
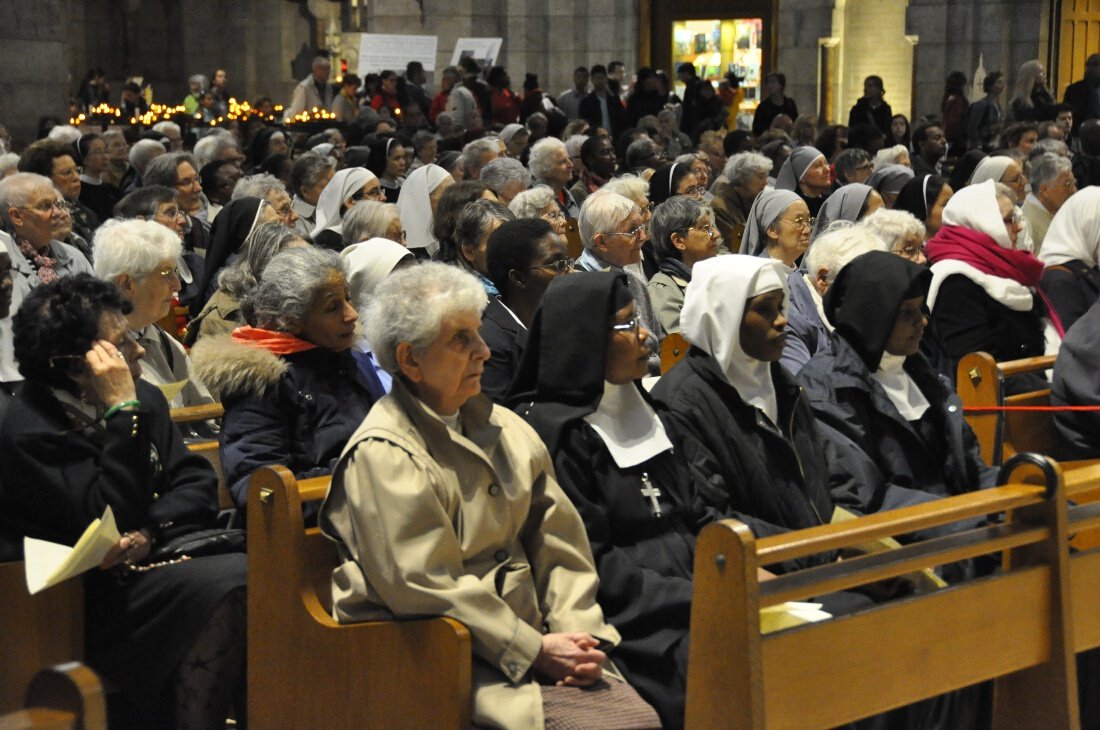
left=24, top=506, right=121, bottom=595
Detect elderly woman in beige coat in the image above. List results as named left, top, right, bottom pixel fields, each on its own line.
left=320, top=262, right=658, bottom=730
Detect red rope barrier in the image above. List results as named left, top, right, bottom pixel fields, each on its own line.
left=964, top=405, right=1100, bottom=413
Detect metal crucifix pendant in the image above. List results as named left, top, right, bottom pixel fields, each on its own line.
left=640, top=472, right=662, bottom=518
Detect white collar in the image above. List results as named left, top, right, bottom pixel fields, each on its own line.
left=871, top=353, right=930, bottom=421
left=583, top=381, right=673, bottom=468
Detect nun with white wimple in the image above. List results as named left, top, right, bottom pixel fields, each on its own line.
left=1038, top=186, right=1100, bottom=330
left=652, top=255, right=837, bottom=546
left=395, top=163, right=454, bottom=257
left=343, top=237, right=416, bottom=398
left=311, top=167, right=379, bottom=251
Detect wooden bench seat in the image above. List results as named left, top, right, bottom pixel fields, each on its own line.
left=685, top=454, right=1079, bottom=729
left=246, top=465, right=472, bottom=728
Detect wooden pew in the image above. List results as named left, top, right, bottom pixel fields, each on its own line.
left=0, top=565, right=84, bottom=715
left=661, top=332, right=689, bottom=374
left=685, top=455, right=1079, bottom=729
left=0, top=663, right=106, bottom=730
left=171, top=403, right=232, bottom=511
left=957, top=351, right=1057, bottom=466
left=564, top=218, right=584, bottom=260
left=247, top=465, right=472, bottom=728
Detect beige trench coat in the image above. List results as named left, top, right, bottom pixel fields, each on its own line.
left=320, top=380, right=620, bottom=729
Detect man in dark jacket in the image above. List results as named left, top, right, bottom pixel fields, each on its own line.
left=579, top=64, right=626, bottom=139
left=847, top=75, right=893, bottom=140
left=1062, top=54, right=1100, bottom=133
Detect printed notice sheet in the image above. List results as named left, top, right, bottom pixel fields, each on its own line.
left=25, top=506, right=120, bottom=594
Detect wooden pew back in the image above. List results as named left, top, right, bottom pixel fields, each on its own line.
left=246, top=465, right=472, bottom=728
left=685, top=457, right=1079, bottom=729
left=0, top=564, right=84, bottom=715
left=957, top=352, right=1057, bottom=465
left=661, top=332, right=689, bottom=374
left=564, top=218, right=584, bottom=260
left=172, top=403, right=232, bottom=511
left=0, top=663, right=107, bottom=730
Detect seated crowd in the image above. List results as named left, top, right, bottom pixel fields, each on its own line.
left=3, top=51, right=1100, bottom=729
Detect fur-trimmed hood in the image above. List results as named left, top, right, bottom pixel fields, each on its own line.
left=189, top=333, right=288, bottom=401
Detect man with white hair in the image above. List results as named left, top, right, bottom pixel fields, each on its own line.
left=286, top=56, right=334, bottom=119
left=528, top=137, right=579, bottom=217
left=575, top=190, right=664, bottom=374
left=1022, top=152, right=1077, bottom=253
left=782, top=223, right=888, bottom=376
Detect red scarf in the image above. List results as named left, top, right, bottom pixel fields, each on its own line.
left=925, top=225, right=1044, bottom=287
left=231, top=326, right=317, bottom=355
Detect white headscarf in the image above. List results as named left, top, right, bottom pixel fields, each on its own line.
left=343, top=238, right=415, bottom=310
left=311, top=167, right=375, bottom=239
left=1038, top=186, right=1100, bottom=268
left=969, top=156, right=1013, bottom=187
left=396, top=164, right=451, bottom=253
left=681, top=255, right=789, bottom=424
left=940, top=179, right=1012, bottom=249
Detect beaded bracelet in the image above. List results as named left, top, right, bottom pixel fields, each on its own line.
left=103, top=399, right=141, bottom=420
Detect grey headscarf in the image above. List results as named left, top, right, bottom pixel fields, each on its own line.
left=739, top=188, right=803, bottom=256
left=866, top=164, right=915, bottom=197
left=774, top=146, right=826, bottom=191
left=810, top=183, right=874, bottom=240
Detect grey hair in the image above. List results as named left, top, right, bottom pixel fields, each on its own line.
left=579, top=190, right=637, bottom=249
left=152, top=121, right=181, bottom=138
left=93, top=219, right=182, bottom=281
left=0, top=152, right=20, bottom=178
left=455, top=199, right=515, bottom=251
left=218, top=222, right=305, bottom=299
left=1029, top=152, right=1073, bottom=193
left=232, top=173, right=287, bottom=201
left=873, top=144, right=909, bottom=172
left=193, top=134, right=241, bottom=170
left=508, top=185, right=557, bottom=219
left=528, top=137, right=567, bottom=182
left=460, top=138, right=499, bottom=177
left=650, top=196, right=711, bottom=262
left=189, top=74, right=209, bottom=89
left=47, top=125, right=82, bottom=145
left=625, top=138, right=658, bottom=169
left=128, top=139, right=167, bottom=174
left=803, top=222, right=887, bottom=289
left=342, top=200, right=401, bottom=246
left=244, top=246, right=346, bottom=331
left=994, top=181, right=1017, bottom=204
left=0, top=173, right=56, bottom=217
left=674, top=152, right=702, bottom=167
left=1032, top=138, right=1069, bottom=158
left=565, top=134, right=589, bottom=158
left=723, top=152, right=772, bottom=187
left=602, top=173, right=649, bottom=204
left=481, top=157, right=531, bottom=197
left=290, top=153, right=336, bottom=197
left=365, top=261, right=488, bottom=374
left=858, top=209, right=925, bottom=257
left=143, top=152, right=198, bottom=188
left=657, top=109, right=678, bottom=123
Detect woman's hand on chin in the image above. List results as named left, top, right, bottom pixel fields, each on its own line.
left=85, top=339, right=137, bottom=407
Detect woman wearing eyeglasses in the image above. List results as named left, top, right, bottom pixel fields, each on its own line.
left=647, top=197, right=719, bottom=333
left=646, top=162, right=704, bottom=208
left=311, top=167, right=384, bottom=252
left=925, top=180, right=1059, bottom=394
left=480, top=218, right=573, bottom=403
left=508, top=186, right=569, bottom=246
left=738, top=187, right=811, bottom=270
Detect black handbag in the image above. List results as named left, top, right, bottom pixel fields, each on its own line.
left=149, top=527, right=246, bottom=561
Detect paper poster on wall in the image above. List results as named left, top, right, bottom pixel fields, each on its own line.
left=358, top=34, right=439, bottom=75
left=450, top=38, right=503, bottom=71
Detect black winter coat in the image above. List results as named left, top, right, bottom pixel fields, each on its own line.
left=798, top=336, right=998, bottom=514
left=0, top=380, right=245, bottom=723
left=191, top=336, right=376, bottom=511
left=1052, top=298, right=1100, bottom=459
left=1040, top=260, right=1100, bottom=333
left=651, top=347, right=835, bottom=568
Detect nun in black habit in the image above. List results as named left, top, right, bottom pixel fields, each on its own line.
left=506, top=271, right=729, bottom=729
left=797, top=251, right=997, bottom=515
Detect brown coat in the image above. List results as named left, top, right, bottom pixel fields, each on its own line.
left=320, top=380, right=619, bottom=729
left=709, top=181, right=755, bottom=255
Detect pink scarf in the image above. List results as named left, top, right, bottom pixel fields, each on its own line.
left=925, top=225, right=1044, bottom=287
left=17, top=239, right=58, bottom=285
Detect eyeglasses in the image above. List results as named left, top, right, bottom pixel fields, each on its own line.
left=156, top=206, right=184, bottom=219
left=542, top=209, right=566, bottom=222
left=683, top=223, right=718, bottom=237
left=149, top=266, right=180, bottom=281
left=607, top=224, right=647, bottom=240
left=18, top=200, right=68, bottom=214
left=681, top=185, right=707, bottom=197
left=1002, top=212, right=1022, bottom=226
left=528, top=257, right=575, bottom=274
left=781, top=215, right=815, bottom=229
left=896, top=244, right=926, bottom=258
left=609, top=318, right=640, bottom=334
